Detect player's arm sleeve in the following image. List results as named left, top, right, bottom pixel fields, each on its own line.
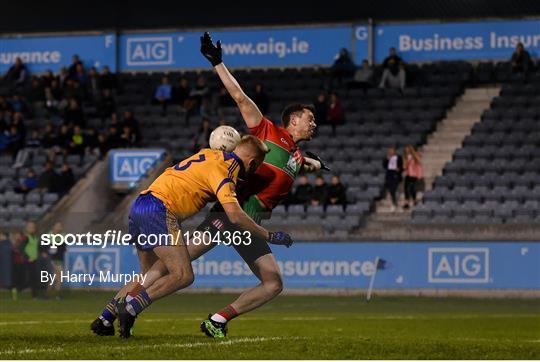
left=249, top=117, right=273, bottom=139
left=208, top=165, right=238, bottom=205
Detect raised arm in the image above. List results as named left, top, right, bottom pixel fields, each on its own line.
left=200, top=32, right=263, bottom=128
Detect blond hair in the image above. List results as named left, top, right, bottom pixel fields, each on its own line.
left=236, top=135, right=269, bottom=159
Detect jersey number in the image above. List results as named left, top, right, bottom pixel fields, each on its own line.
left=174, top=154, right=206, bottom=171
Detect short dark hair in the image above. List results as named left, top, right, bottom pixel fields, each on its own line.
left=281, top=103, right=315, bottom=127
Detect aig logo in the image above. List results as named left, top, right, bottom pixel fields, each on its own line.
left=126, top=37, right=173, bottom=66
left=428, top=247, right=489, bottom=283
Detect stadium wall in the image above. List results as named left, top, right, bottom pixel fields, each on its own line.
left=58, top=242, right=540, bottom=296
left=2, top=18, right=540, bottom=74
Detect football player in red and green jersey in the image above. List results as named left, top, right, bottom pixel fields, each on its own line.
left=194, top=32, right=328, bottom=338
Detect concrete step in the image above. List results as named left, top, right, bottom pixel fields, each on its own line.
left=452, top=101, right=492, bottom=112
left=461, top=88, right=500, bottom=101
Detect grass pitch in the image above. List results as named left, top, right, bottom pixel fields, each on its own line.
left=0, top=290, right=539, bottom=359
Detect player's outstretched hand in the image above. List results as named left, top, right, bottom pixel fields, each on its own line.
left=200, top=32, right=222, bottom=67
left=305, top=151, right=331, bottom=171
left=268, top=231, right=293, bottom=248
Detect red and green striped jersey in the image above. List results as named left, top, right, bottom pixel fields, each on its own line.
left=245, top=117, right=304, bottom=210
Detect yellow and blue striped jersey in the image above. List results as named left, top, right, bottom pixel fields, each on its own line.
left=142, top=148, right=244, bottom=220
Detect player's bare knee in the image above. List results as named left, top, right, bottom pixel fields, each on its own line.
left=263, top=274, right=283, bottom=297
left=170, top=266, right=194, bottom=288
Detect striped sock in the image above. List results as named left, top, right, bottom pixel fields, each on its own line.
left=100, top=299, right=118, bottom=326
left=126, top=291, right=152, bottom=316
left=211, top=305, right=238, bottom=323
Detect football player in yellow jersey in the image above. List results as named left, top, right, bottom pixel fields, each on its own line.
left=91, top=135, right=293, bottom=338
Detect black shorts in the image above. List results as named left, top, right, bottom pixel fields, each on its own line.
left=196, top=204, right=272, bottom=265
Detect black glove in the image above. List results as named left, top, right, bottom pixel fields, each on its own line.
left=268, top=231, right=293, bottom=248
left=200, top=32, right=222, bottom=67
left=305, top=151, right=331, bottom=172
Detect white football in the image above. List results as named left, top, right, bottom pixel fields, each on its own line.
left=209, top=125, right=241, bottom=152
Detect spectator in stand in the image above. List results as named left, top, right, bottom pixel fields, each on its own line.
left=41, top=69, right=57, bottom=88
left=45, top=79, right=63, bottom=113
left=10, top=231, right=28, bottom=300
left=108, top=112, right=121, bottom=134
left=120, top=126, right=137, bottom=147
left=4, top=57, right=28, bottom=88
left=327, top=92, right=345, bottom=136
left=293, top=175, right=313, bottom=207
left=64, top=98, right=85, bottom=127
left=25, top=77, right=45, bottom=107
left=68, top=54, right=83, bottom=79
left=311, top=176, right=328, bottom=207
left=99, top=65, right=117, bottom=91
left=0, top=95, right=12, bottom=113
left=313, top=93, right=328, bottom=127
left=252, top=83, right=270, bottom=114
left=511, top=42, right=532, bottom=75
left=74, top=63, right=88, bottom=88
left=185, top=76, right=211, bottom=121
left=327, top=175, right=347, bottom=209
left=383, top=145, right=403, bottom=212
left=41, top=123, right=57, bottom=145
left=68, top=125, right=85, bottom=161
left=15, top=168, right=38, bottom=194
left=85, top=127, right=98, bottom=152
left=45, top=222, right=66, bottom=299
left=403, top=145, right=423, bottom=209
left=38, top=161, right=59, bottom=193
left=106, top=126, right=122, bottom=149
left=330, top=48, right=356, bottom=85
left=379, top=47, right=406, bottom=90
left=87, top=67, right=100, bottom=101
left=97, top=88, right=116, bottom=123
left=57, top=164, right=75, bottom=195
left=154, top=76, right=172, bottom=116
left=64, top=79, right=84, bottom=103
left=10, top=94, right=27, bottom=115
left=12, top=112, right=26, bottom=138
left=95, top=131, right=109, bottom=158
left=57, top=124, right=72, bottom=155
left=173, top=77, right=191, bottom=112
left=348, top=59, right=374, bottom=93
left=5, top=125, right=23, bottom=160
left=192, top=118, right=213, bottom=151
left=13, top=129, right=41, bottom=168
left=58, top=67, right=70, bottom=87
left=123, top=110, right=141, bottom=143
